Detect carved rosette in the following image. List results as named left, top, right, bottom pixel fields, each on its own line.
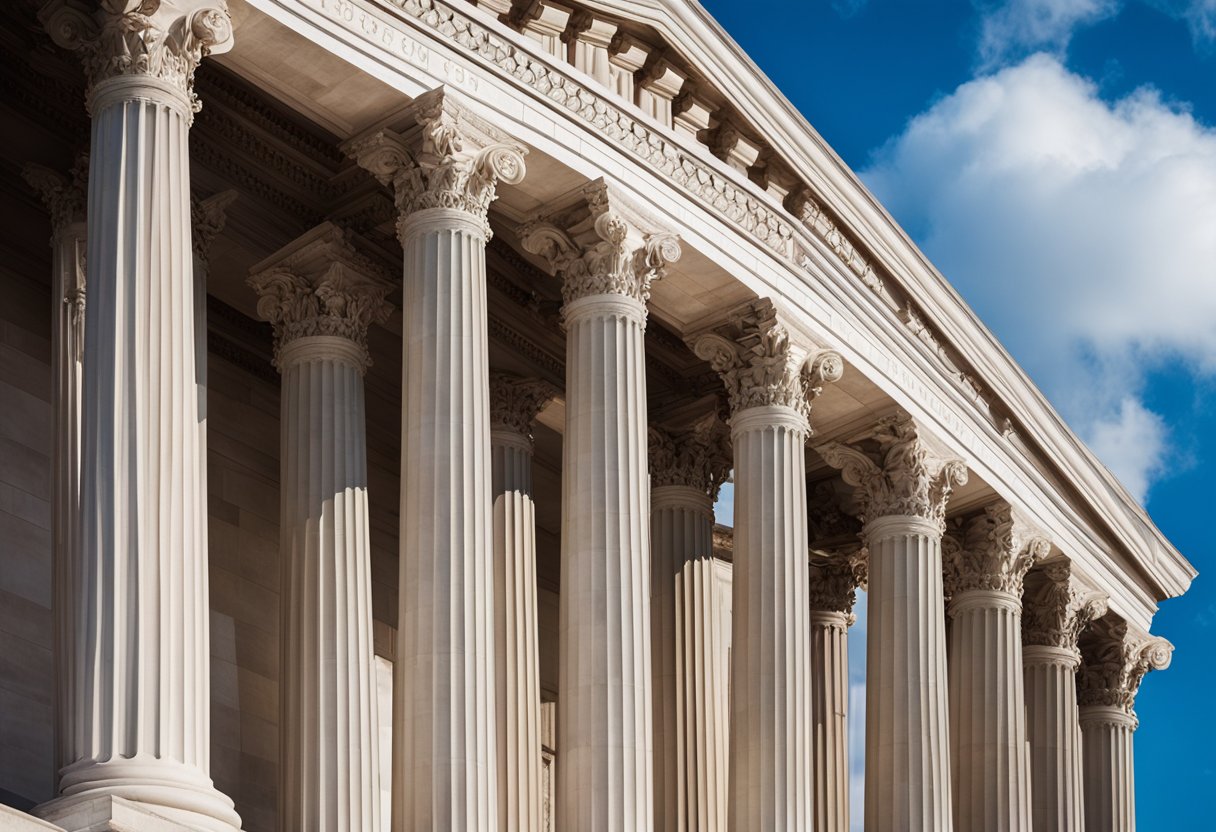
left=691, top=298, right=843, bottom=424
left=489, top=372, right=558, bottom=442
left=814, top=412, right=968, bottom=534
left=942, top=501, right=1051, bottom=599
left=1078, top=618, right=1173, bottom=714
left=343, top=88, right=527, bottom=242
left=1022, top=560, right=1109, bottom=652
left=39, top=0, right=235, bottom=113
left=521, top=180, right=681, bottom=308
left=247, top=223, right=393, bottom=372
left=809, top=552, right=866, bottom=618
left=191, top=189, right=237, bottom=266
left=647, top=415, right=731, bottom=499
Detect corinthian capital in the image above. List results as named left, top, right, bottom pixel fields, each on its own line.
left=247, top=222, right=393, bottom=371
left=343, top=88, right=527, bottom=242
left=191, top=189, right=237, bottom=266
left=1022, top=559, right=1109, bottom=652
left=809, top=551, right=866, bottom=617
left=942, top=501, right=1051, bottom=598
left=520, top=179, right=681, bottom=308
left=1078, top=616, right=1173, bottom=714
left=40, top=0, right=234, bottom=111
left=690, top=298, right=843, bottom=423
left=813, top=412, right=968, bottom=533
left=489, top=373, right=558, bottom=442
left=648, top=413, right=731, bottom=499
left=23, top=155, right=89, bottom=232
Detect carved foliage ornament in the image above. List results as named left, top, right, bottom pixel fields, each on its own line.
left=943, top=501, right=1051, bottom=597
left=191, top=189, right=237, bottom=265
left=692, top=300, right=843, bottom=423
left=344, top=89, right=527, bottom=241
left=648, top=415, right=731, bottom=499
left=247, top=226, right=393, bottom=370
left=40, top=0, right=235, bottom=112
left=1022, top=560, right=1109, bottom=651
left=809, top=551, right=867, bottom=617
left=1078, top=619, right=1173, bottom=713
left=489, top=373, right=557, bottom=440
left=814, top=412, right=968, bottom=532
left=520, top=183, right=681, bottom=307
left=22, top=157, right=88, bottom=233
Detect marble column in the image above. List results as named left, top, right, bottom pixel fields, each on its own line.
left=1021, top=560, right=1109, bottom=832
left=248, top=223, right=393, bottom=832
left=522, top=181, right=681, bottom=832
left=815, top=412, right=968, bottom=832
left=488, top=373, right=557, bottom=832
left=346, top=88, right=527, bottom=831
left=35, top=3, right=240, bottom=829
left=1077, top=617, right=1173, bottom=832
left=648, top=418, right=731, bottom=832
left=942, top=502, right=1051, bottom=832
left=806, top=549, right=864, bottom=832
left=22, top=157, right=88, bottom=779
left=693, top=298, right=844, bottom=830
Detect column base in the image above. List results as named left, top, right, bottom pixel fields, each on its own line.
left=35, top=758, right=241, bottom=832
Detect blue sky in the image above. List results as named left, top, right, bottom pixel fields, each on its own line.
left=702, top=1, right=1216, bottom=828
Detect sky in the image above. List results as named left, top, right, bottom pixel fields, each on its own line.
left=702, top=1, right=1216, bottom=828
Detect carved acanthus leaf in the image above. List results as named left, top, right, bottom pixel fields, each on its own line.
left=191, top=189, right=237, bottom=264
left=1022, top=560, right=1109, bottom=651
left=489, top=373, right=558, bottom=441
left=943, top=501, right=1051, bottom=598
left=520, top=180, right=681, bottom=307
left=691, top=299, right=842, bottom=423
left=1078, top=617, right=1173, bottom=713
left=343, top=88, right=527, bottom=241
left=23, top=155, right=88, bottom=232
left=247, top=223, right=393, bottom=370
left=40, top=0, right=235, bottom=112
left=648, top=414, right=731, bottom=499
left=809, top=550, right=867, bottom=617
left=814, top=412, right=968, bottom=533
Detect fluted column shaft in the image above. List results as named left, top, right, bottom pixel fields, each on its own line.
left=33, top=5, right=240, bottom=821
left=491, top=428, right=543, bottom=832
left=558, top=292, right=654, bottom=832
left=729, top=405, right=813, bottom=831
left=864, top=515, right=953, bottom=831
left=1024, top=646, right=1086, bottom=831
left=277, top=338, right=380, bottom=832
left=948, top=591, right=1031, bottom=831
left=810, top=610, right=850, bottom=832
left=1080, top=706, right=1137, bottom=832
left=398, top=208, right=498, bottom=831
left=651, top=485, right=728, bottom=832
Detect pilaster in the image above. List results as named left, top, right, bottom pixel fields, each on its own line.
left=1077, top=617, right=1173, bottom=832
left=488, top=373, right=557, bottom=832
left=1022, top=560, right=1109, bottom=832
left=522, top=181, right=680, bottom=832
left=942, top=502, right=1051, bottom=832
left=345, top=86, right=527, bottom=832
left=815, top=412, right=968, bottom=832
left=647, top=416, right=731, bottom=832
left=248, top=222, right=393, bottom=832
left=35, top=2, right=239, bottom=828
left=692, top=299, right=844, bottom=831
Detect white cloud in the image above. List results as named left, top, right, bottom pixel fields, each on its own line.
left=1147, top=0, right=1216, bottom=46
left=862, top=54, right=1216, bottom=500
left=976, top=0, right=1119, bottom=66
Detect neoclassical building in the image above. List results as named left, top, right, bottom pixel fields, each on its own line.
left=0, top=0, right=1195, bottom=831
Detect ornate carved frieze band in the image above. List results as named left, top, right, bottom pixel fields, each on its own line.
left=1022, top=560, right=1109, bottom=653
left=520, top=179, right=681, bottom=309
left=247, top=222, right=394, bottom=370
left=942, top=500, right=1052, bottom=598
left=39, top=0, right=235, bottom=113
left=690, top=298, right=843, bottom=423
left=814, top=412, right=968, bottom=532
left=343, top=87, right=527, bottom=241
